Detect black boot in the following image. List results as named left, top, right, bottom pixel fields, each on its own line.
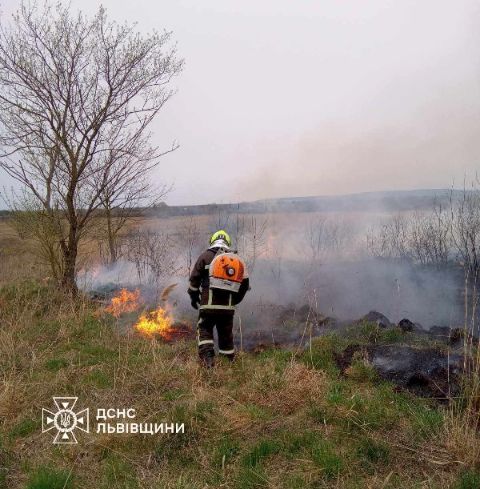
left=201, top=355, right=215, bottom=369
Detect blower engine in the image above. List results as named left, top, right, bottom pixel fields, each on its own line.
left=209, top=252, right=247, bottom=293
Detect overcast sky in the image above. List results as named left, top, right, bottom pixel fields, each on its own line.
left=1, top=0, right=480, bottom=205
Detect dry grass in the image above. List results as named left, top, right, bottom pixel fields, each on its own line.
left=0, top=220, right=479, bottom=488
left=0, top=280, right=478, bottom=489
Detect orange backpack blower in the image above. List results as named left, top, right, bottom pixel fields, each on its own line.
left=209, top=252, right=247, bottom=293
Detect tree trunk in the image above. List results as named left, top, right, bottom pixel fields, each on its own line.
left=61, top=223, right=79, bottom=295
left=106, top=208, right=117, bottom=264
left=61, top=245, right=78, bottom=294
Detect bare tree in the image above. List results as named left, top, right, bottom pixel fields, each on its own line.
left=234, top=214, right=268, bottom=271
left=306, top=215, right=347, bottom=264
left=209, top=206, right=232, bottom=232
left=366, top=214, right=411, bottom=260
left=206, top=209, right=269, bottom=270
left=96, top=176, right=171, bottom=265
left=409, top=202, right=450, bottom=267
left=2, top=189, right=64, bottom=280
left=450, top=186, right=480, bottom=280
left=123, top=229, right=178, bottom=286
left=0, top=2, right=183, bottom=292
left=269, top=242, right=283, bottom=281
left=366, top=199, right=451, bottom=267
left=179, top=215, right=203, bottom=275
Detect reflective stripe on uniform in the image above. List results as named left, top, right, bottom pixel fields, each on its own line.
left=196, top=318, right=203, bottom=344
left=199, top=305, right=236, bottom=311
left=198, top=339, right=214, bottom=346
left=218, top=349, right=235, bottom=355
left=189, top=285, right=199, bottom=291
left=204, top=265, right=210, bottom=270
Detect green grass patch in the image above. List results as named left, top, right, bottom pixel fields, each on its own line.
left=83, top=369, right=113, bottom=388
left=14, top=317, right=63, bottom=346
left=326, top=379, right=348, bottom=405
left=75, top=344, right=117, bottom=366
left=9, top=418, right=40, bottom=439
left=409, top=404, right=444, bottom=440
left=282, top=430, right=319, bottom=457
left=236, top=466, right=268, bottom=489
left=347, top=352, right=378, bottom=382
left=153, top=405, right=197, bottom=465
left=213, top=435, right=240, bottom=468
left=241, top=403, right=274, bottom=421
left=26, top=465, right=73, bottom=489
left=193, top=400, right=216, bottom=423
left=255, top=347, right=293, bottom=368
left=381, top=327, right=405, bottom=343
left=163, top=388, right=187, bottom=401
left=336, top=383, right=410, bottom=432
left=304, top=335, right=342, bottom=375
left=307, top=405, right=333, bottom=425
left=101, top=455, right=138, bottom=489
left=456, top=470, right=480, bottom=489
left=356, top=437, right=390, bottom=472
left=242, top=439, right=282, bottom=468
left=0, top=280, right=53, bottom=306
left=45, top=358, right=69, bottom=372
left=310, top=439, right=343, bottom=479
left=347, top=322, right=405, bottom=345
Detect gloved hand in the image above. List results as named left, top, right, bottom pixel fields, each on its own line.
left=188, top=288, right=200, bottom=310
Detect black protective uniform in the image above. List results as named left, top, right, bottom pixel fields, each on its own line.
left=188, top=247, right=249, bottom=364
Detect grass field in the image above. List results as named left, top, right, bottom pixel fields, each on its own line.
left=0, top=279, right=479, bottom=489
left=0, top=215, right=479, bottom=488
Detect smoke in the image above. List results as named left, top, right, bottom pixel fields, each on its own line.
left=234, top=98, right=480, bottom=203
left=78, top=258, right=193, bottom=313
left=82, top=196, right=467, bottom=330
left=78, top=260, right=142, bottom=291
left=245, top=258, right=463, bottom=327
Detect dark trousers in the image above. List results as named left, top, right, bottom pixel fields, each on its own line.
left=197, top=311, right=235, bottom=360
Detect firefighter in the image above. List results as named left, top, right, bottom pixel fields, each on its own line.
left=188, top=230, right=249, bottom=368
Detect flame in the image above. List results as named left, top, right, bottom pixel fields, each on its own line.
left=134, top=307, right=175, bottom=339
left=105, top=288, right=183, bottom=341
left=105, top=288, right=141, bottom=318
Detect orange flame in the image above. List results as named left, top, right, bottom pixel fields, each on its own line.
left=105, top=289, right=141, bottom=318
left=134, top=307, right=175, bottom=339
